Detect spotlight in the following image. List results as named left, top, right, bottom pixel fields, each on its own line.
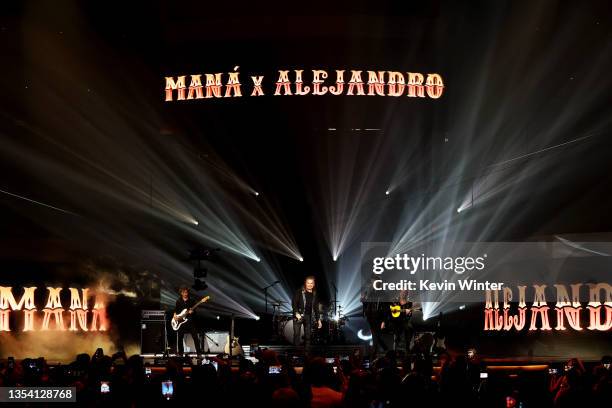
left=216, top=315, right=220, bottom=320
left=332, top=256, right=338, bottom=262
left=192, top=279, right=208, bottom=292
left=385, top=190, right=390, bottom=195
left=298, top=257, right=304, bottom=262
left=254, top=316, right=260, bottom=321
left=193, top=220, right=199, bottom=225
left=254, top=191, right=259, bottom=196
left=459, top=305, right=466, bottom=310
left=456, top=207, right=461, bottom=213
left=254, top=256, right=261, bottom=262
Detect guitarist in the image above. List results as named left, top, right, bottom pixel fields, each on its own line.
left=174, top=287, right=203, bottom=356
left=381, top=290, right=414, bottom=355
left=292, top=276, right=322, bottom=353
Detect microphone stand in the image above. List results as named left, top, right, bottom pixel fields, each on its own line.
left=262, top=281, right=281, bottom=313
left=332, top=282, right=339, bottom=318
left=229, top=313, right=235, bottom=361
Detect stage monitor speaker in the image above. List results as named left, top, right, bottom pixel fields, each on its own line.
left=141, top=320, right=166, bottom=354
left=203, top=331, right=229, bottom=354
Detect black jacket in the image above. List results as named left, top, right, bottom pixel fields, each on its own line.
left=292, top=288, right=320, bottom=320
left=175, top=297, right=197, bottom=315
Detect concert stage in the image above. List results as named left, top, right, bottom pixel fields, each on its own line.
left=1, top=1, right=611, bottom=407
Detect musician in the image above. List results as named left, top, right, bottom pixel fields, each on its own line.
left=381, top=290, right=414, bottom=355
left=173, top=287, right=203, bottom=356
left=361, top=276, right=388, bottom=357
left=292, top=276, right=322, bottom=352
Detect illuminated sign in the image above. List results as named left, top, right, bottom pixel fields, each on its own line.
left=164, top=68, right=444, bottom=101
left=0, top=286, right=108, bottom=332
left=483, top=283, right=612, bottom=332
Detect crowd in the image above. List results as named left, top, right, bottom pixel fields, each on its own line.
left=0, top=348, right=610, bottom=407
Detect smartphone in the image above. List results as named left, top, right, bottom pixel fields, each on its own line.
left=480, top=372, right=488, bottom=379
left=548, top=368, right=558, bottom=375
left=100, top=381, right=111, bottom=394
left=340, top=356, right=349, bottom=361
left=269, top=365, right=282, bottom=374
left=325, top=358, right=335, bottom=364
left=333, top=366, right=338, bottom=374
left=363, top=360, right=370, bottom=369
left=145, top=367, right=152, bottom=375
left=161, top=380, right=174, bottom=400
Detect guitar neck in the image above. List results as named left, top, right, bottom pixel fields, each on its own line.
left=191, top=297, right=209, bottom=310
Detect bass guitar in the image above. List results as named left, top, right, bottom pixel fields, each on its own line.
left=171, top=296, right=210, bottom=331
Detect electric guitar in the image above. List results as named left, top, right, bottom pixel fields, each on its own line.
left=171, top=296, right=210, bottom=331
left=224, top=335, right=243, bottom=356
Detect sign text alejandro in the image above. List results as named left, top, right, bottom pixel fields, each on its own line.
left=165, top=68, right=444, bottom=102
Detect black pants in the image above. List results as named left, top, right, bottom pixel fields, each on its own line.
left=392, top=320, right=414, bottom=354
left=366, top=315, right=388, bottom=355
left=177, top=322, right=202, bottom=355
left=293, top=315, right=312, bottom=350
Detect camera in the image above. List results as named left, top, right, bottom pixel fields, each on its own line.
left=268, top=365, right=282, bottom=374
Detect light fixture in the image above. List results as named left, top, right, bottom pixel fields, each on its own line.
left=192, top=279, right=208, bottom=291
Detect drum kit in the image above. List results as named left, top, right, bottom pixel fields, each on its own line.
left=272, top=302, right=349, bottom=345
